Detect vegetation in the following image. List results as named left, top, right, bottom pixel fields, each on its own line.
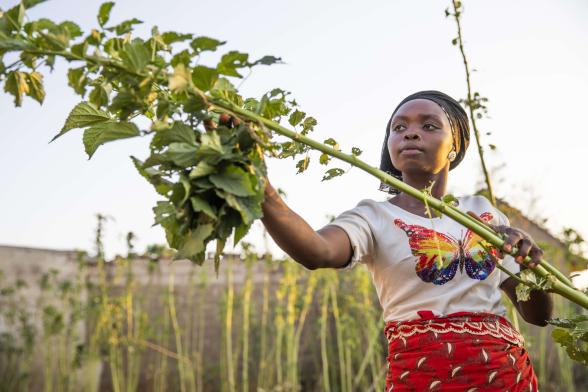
left=1, top=0, right=587, bottom=371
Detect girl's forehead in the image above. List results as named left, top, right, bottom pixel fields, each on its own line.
left=392, top=99, right=446, bottom=120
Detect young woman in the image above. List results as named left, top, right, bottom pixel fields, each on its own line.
left=258, top=90, right=552, bottom=391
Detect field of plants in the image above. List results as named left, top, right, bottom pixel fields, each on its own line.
left=0, top=214, right=586, bottom=391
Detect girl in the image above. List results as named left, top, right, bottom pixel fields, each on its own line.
left=258, top=90, right=552, bottom=391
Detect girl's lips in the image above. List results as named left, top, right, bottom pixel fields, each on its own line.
left=400, top=149, right=423, bottom=155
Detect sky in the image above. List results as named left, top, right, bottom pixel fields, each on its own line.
left=1, top=0, right=587, bottom=261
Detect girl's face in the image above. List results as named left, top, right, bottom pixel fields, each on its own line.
left=387, top=99, right=455, bottom=176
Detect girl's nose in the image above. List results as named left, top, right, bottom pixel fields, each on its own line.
left=404, top=131, right=420, bottom=140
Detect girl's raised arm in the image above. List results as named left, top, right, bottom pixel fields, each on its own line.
left=261, top=179, right=353, bottom=270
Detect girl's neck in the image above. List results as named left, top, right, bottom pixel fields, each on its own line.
left=398, top=170, right=448, bottom=201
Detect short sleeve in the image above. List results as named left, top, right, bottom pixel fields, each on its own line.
left=327, top=200, right=377, bottom=270
left=492, top=206, right=521, bottom=284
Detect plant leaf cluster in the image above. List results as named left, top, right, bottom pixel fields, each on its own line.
left=0, top=1, right=356, bottom=271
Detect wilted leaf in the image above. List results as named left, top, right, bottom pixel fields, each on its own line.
left=3, top=70, right=29, bottom=106
left=25, top=71, right=45, bottom=104
left=296, top=156, right=310, bottom=173
left=288, top=109, right=305, bottom=127
left=169, top=63, right=191, bottom=92
left=322, top=168, right=345, bottom=181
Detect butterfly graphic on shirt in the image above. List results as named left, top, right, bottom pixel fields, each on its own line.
left=394, top=212, right=499, bottom=285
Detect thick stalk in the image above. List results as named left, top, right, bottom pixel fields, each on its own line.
left=212, top=98, right=577, bottom=290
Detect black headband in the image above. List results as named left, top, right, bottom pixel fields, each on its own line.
left=379, top=90, right=471, bottom=195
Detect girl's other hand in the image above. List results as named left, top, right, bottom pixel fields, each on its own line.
left=467, top=211, right=543, bottom=269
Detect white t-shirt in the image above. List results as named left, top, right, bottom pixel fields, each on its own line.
left=328, top=194, right=520, bottom=322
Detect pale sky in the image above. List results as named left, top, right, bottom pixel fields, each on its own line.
left=1, top=0, right=587, bottom=260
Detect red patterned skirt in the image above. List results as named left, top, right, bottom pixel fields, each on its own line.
left=384, top=311, right=538, bottom=391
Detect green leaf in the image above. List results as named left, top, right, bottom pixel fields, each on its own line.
left=196, top=131, right=225, bottom=159
left=89, top=85, right=109, bottom=108
left=217, top=51, right=249, bottom=77
left=25, top=71, right=45, bottom=104
left=161, top=31, right=193, bottom=45
left=288, top=109, right=306, bottom=127
left=121, top=39, right=150, bottom=72
left=163, top=142, right=199, bottom=167
left=98, top=2, right=115, bottom=27
left=191, top=65, right=218, bottom=92
left=213, top=238, right=226, bottom=273
left=67, top=67, right=87, bottom=95
left=189, top=161, right=216, bottom=179
left=217, top=191, right=262, bottom=225
left=251, top=55, right=282, bottom=66
left=319, top=153, right=330, bottom=165
left=190, top=195, right=216, bottom=219
left=83, top=121, right=140, bottom=158
left=3, top=71, right=28, bottom=106
left=322, top=168, right=345, bottom=181
left=210, top=165, right=255, bottom=197
left=151, top=122, right=196, bottom=150
left=131, top=156, right=171, bottom=196
left=176, top=224, right=214, bottom=261
left=1, top=3, right=25, bottom=33
left=107, top=18, right=142, bottom=36
left=441, top=193, right=459, bottom=206
left=324, top=138, right=340, bottom=150
left=301, top=116, right=317, bottom=135
left=52, top=102, right=110, bottom=142
left=351, top=147, right=362, bottom=156
left=233, top=222, right=250, bottom=247
left=59, top=21, right=82, bottom=38
left=190, top=36, right=225, bottom=54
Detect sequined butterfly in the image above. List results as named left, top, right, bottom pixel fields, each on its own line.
left=394, top=212, right=499, bottom=285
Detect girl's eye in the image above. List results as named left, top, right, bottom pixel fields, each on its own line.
left=392, top=124, right=406, bottom=132
left=423, top=123, right=438, bottom=131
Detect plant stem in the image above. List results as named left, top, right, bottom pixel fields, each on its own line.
left=449, top=0, right=496, bottom=206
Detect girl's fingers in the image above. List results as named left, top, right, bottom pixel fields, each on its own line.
left=502, top=230, right=523, bottom=253
left=516, top=238, right=533, bottom=263
left=528, top=246, right=543, bottom=268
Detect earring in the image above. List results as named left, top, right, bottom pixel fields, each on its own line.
left=448, top=150, right=457, bottom=162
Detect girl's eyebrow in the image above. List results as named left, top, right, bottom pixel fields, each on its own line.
left=392, top=114, right=444, bottom=122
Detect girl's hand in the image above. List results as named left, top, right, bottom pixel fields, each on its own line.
left=467, top=211, right=543, bottom=269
